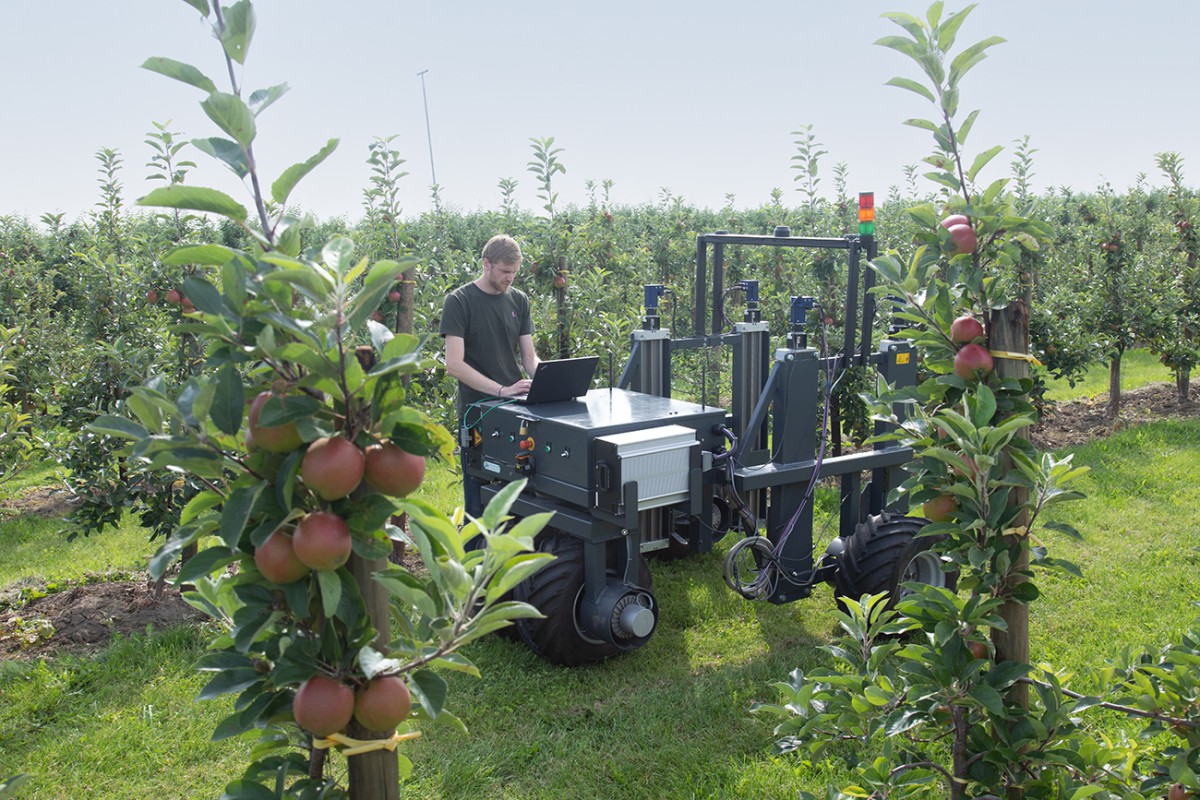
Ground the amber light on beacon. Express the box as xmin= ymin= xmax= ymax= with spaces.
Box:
xmin=858 ymin=192 xmax=875 ymax=236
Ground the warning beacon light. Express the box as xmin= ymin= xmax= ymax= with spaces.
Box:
xmin=858 ymin=192 xmax=875 ymax=236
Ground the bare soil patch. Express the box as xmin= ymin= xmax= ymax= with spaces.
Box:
xmin=0 ymin=485 xmax=78 ymax=518
xmin=1031 ymin=379 xmax=1199 ymax=450
xmin=0 ymin=577 xmax=205 ymax=659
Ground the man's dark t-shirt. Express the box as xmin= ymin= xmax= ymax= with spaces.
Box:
xmin=439 ymin=282 xmax=533 ymax=411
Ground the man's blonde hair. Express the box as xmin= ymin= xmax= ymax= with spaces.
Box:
xmin=482 ymin=234 xmax=522 ymax=266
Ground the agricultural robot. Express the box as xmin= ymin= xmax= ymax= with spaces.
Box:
xmin=462 ymin=194 xmax=950 ymax=665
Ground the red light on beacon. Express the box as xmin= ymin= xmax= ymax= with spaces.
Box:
xmin=858 ymin=192 xmax=875 ymax=235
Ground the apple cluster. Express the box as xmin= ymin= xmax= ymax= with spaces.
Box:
xmin=940 ymin=213 xmax=977 ymax=256
xmin=293 ymin=673 xmax=413 ymax=737
xmin=242 ymin=389 xmax=428 ymax=737
xmin=246 ymin=390 xmax=426 ymax=582
xmin=949 ymin=314 xmax=993 ymax=382
xmin=146 ymin=287 xmax=195 ymax=312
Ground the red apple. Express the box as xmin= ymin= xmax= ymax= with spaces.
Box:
xmin=922 ymin=495 xmax=956 ymax=523
xmin=254 ymin=529 xmax=311 ymax=584
xmin=949 ymin=315 xmax=984 ymax=344
xmin=301 ymin=436 xmax=365 ymax=501
xmin=248 ymin=391 xmax=303 ymax=454
xmin=966 ymin=639 xmax=989 ymax=660
xmin=146 ymin=289 xmax=160 ymax=304
xmin=946 ymin=223 xmax=977 ymax=255
xmin=554 ymin=273 xmax=567 ymax=289
xmin=371 ymin=311 xmax=384 ymax=322
xmin=293 ymin=674 xmax=355 ymax=737
xmin=388 ymin=290 xmax=402 ymax=303
xmin=165 ymin=288 xmax=182 ymax=304
xmin=354 ymin=675 xmax=412 ymax=732
xmin=364 ymin=442 xmax=426 ymax=497
xmin=954 ymin=343 xmax=993 ymax=381
xmin=940 ymin=214 xmax=970 ymax=230
xmin=292 ymin=511 xmax=353 ymax=571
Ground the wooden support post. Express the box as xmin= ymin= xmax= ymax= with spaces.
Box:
xmin=346 ymin=553 xmax=400 ymax=800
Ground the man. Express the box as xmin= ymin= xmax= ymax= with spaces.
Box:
xmin=440 ymin=234 xmax=541 ymax=515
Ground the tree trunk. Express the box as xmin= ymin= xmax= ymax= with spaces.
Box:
xmin=555 ymin=256 xmax=570 ymax=359
xmin=1179 ymin=366 xmax=1191 ymax=404
xmin=1107 ymin=350 xmax=1122 ymax=419
xmin=346 ymin=553 xmax=400 ymax=800
xmin=990 ymin=300 xmax=1030 ymax=800
xmin=395 ymin=265 xmax=414 ymax=337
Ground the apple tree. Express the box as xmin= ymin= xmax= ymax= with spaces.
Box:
xmin=90 ymin=3 xmax=552 ymax=798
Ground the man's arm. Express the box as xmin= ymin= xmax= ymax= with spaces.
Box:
xmin=518 ymin=334 xmax=540 ymax=377
xmin=445 ymin=335 xmax=532 ymax=398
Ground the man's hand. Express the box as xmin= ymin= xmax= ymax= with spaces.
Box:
xmin=501 ymin=378 xmax=533 ymax=397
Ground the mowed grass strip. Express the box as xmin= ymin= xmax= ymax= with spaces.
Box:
xmin=1041 ymin=347 xmax=1166 ymax=403
xmin=1 ymin=419 xmax=1197 ymax=798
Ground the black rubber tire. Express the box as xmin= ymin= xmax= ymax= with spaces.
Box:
xmin=832 ymin=513 xmax=957 ymax=608
xmin=514 ymin=531 xmax=652 ymax=667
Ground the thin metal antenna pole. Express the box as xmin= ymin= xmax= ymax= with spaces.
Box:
xmin=416 ymin=69 xmax=436 ymax=186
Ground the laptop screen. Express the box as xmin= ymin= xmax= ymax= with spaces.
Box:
xmin=515 ymin=356 xmax=600 ymax=404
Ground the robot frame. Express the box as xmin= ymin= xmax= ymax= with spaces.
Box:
xmin=462 ymin=196 xmax=952 ymax=666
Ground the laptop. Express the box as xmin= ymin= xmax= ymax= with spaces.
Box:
xmin=512 ymin=356 xmax=600 ymax=404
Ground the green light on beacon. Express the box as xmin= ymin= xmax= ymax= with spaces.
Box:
xmin=858 ymin=192 xmax=875 ymax=236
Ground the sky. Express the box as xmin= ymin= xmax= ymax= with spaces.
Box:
xmin=3 ymin=1 xmax=1199 ymax=224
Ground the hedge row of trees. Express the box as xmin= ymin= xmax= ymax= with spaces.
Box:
xmin=0 ymin=130 xmax=1196 ymax=527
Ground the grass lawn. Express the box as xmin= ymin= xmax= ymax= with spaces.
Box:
xmin=1 ymin=399 xmax=1197 ymax=797
xmin=1041 ymin=347 xmax=1166 ymax=403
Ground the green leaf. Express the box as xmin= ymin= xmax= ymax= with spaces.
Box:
xmin=88 ymin=414 xmax=147 ymax=441
xmin=884 ymin=77 xmax=935 ymax=104
xmin=967 ymin=145 xmax=1004 ymax=182
xmin=255 ymin=393 xmax=321 ymax=426
xmin=138 ymin=185 xmax=247 ymax=222
xmin=486 ymin=553 xmax=555 ymax=604
xmin=220 ymin=780 xmax=276 ymax=800
xmin=181 ymin=489 xmax=222 ymax=525
xmin=949 ymin=35 xmax=1006 ymax=86
xmin=220 ymin=484 xmax=263 ymax=550
xmin=970 ymin=384 xmax=996 ymax=428
xmin=358 ymin=646 xmax=405 ymax=680
xmin=219 ymin=0 xmax=256 ymax=65
xmin=271 ymin=139 xmax=339 ymax=206
xmin=141 ymin=56 xmax=217 ymax=93
xmin=318 ymin=569 xmax=342 ymax=618
xmin=346 ymin=493 xmax=400 ymax=537
xmin=936 ymin=4 xmax=974 ymax=52
xmin=195 ymin=651 xmax=254 ymax=671
xmin=163 ymin=244 xmax=240 ymax=267
xmin=248 ymin=83 xmax=289 ymax=116
xmin=182 ymin=275 xmax=232 ymax=319
xmin=481 ymin=479 xmax=527 ymax=531
xmin=410 ymin=669 xmax=448 ymax=719
xmin=192 ymin=137 xmax=250 ymax=178
xmin=211 ymin=364 xmax=246 ymax=436
xmin=150 ymin=533 xmax=187 ymax=580
xmin=198 ymin=667 xmax=261 ymax=700
xmin=321 ymin=237 xmax=356 ymax=275
xmin=177 ymin=545 xmax=238 ymax=584
xmin=201 ymin=92 xmax=256 ymax=149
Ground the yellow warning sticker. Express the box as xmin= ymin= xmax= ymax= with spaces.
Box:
xmin=895 ymin=352 xmax=911 ymax=365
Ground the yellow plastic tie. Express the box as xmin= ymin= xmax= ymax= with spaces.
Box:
xmin=312 ymin=730 xmax=422 ymax=756
xmin=989 ymin=349 xmax=1043 ymax=367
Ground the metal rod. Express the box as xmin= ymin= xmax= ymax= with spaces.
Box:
xmin=416 ymin=69 xmax=436 ymax=187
